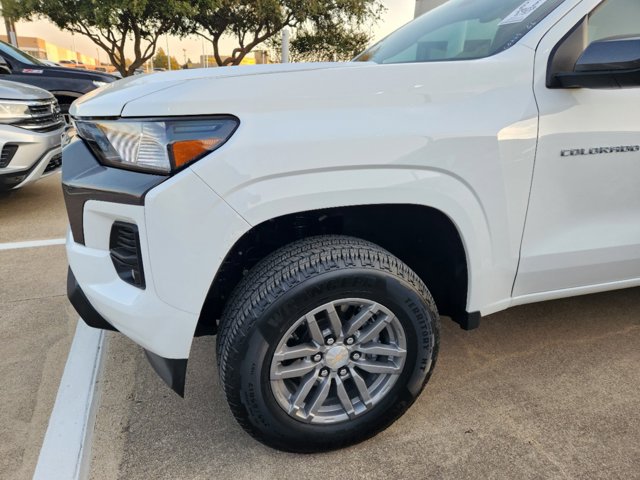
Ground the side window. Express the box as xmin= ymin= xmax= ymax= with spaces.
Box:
xmin=588 ymin=0 xmax=640 ymax=42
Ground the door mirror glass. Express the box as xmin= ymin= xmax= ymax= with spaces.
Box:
xmin=555 ymin=36 xmax=640 ymax=88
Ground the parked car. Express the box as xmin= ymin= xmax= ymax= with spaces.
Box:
xmin=0 ymin=41 xmax=117 ymax=117
xmin=63 ymin=0 xmax=639 ymax=452
xmin=0 ymin=80 xmax=64 ymax=190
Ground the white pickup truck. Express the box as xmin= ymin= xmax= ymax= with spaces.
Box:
xmin=63 ymin=0 xmax=639 ymax=452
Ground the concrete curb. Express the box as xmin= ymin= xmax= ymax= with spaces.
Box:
xmin=33 ymin=320 xmax=106 ymax=480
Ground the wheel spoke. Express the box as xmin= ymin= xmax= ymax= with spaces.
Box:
xmin=358 ymin=342 xmax=406 ymax=358
xmin=273 ymin=343 xmax=320 ymax=362
xmin=305 ymin=314 xmax=325 ymax=345
xmin=325 ymin=303 xmax=344 ymax=339
xmin=344 ymin=303 xmax=378 ymax=337
xmin=356 ymin=313 xmax=392 ymax=344
xmin=335 ymin=376 xmax=356 ymax=418
xmin=306 ymin=376 xmax=332 ymax=420
xmin=354 ymin=359 xmax=402 ymax=375
xmin=271 ymin=360 xmax=317 ymax=380
xmin=270 ymin=297 xmax=408 ymax=424
xmin=290 ymin=370 xmax=320 ymax=413
xmin=350 ymin=368 xmax=373 ymax=407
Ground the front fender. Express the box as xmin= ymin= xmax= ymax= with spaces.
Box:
xmin=199 ymin=167 xmax=507 ymax=315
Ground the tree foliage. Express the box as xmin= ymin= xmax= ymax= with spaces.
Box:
xmin=191 ymin=0 xmax=384 ymax=66
xmin=5 ymin=0 xmax=193 ymax=76
xmin=271 ymin=23 xmax=372 ymax=63
xmin=152 ymin=47 xmax=180 ymax=70
xmin=4 ymin=0 xmax=383 ymax=75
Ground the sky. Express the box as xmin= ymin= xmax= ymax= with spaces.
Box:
xmin=12 ymin=0 xmax=416 ymax=64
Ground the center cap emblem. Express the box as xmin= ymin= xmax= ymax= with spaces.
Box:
xmin=325 ymin=345 xmax=349 ymax=369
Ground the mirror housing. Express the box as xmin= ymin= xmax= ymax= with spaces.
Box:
xmin=0 ymin=56 xmax=10 ymax=75
xmin=554 ymin=36 xmax=640 ymax=89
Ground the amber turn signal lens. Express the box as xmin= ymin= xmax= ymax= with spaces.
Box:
xmin=170 ymin=139 xmax=222 ymax=169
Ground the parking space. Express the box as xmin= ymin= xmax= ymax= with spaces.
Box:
xmin=90 ymin=289 xmax=639 ymax=480
xmin=0 ymin=175 xmax=68 ymax=243
xmin=1 ymin=174 xmax=639 ymax=480
xmin=0 ymin=175 xmax=76 ymax=480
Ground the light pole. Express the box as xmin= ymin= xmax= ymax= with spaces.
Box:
xmin=281 ymin=28 xmax=290 ymax=64
xmin=1 ymin=0 xmax=18 ymax=46
xmin=201 ymin=37 xmax=207 ymax=68
xmin=166 ymin=35 xmax=171 ymax=71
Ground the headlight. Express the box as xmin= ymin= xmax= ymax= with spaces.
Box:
xmin=92 ymin=80 xmax=109 ymax=88
xmin=75 ymin=117 xmax=239 ymax=174
xmin=0 ymin=101 xmax=31 ymax=123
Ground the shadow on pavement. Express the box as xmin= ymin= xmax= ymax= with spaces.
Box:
xmin=91 ymin=287 xmax=640 ymax=480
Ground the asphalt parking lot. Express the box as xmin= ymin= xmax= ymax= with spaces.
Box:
xmin=0 ymin=175 xmax=76 ymax=480
xmin=1 ymin=175 xmax=639 ymax=480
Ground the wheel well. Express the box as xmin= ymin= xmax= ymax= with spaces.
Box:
xmin=196 ymin=204 xmax=474 ymax=336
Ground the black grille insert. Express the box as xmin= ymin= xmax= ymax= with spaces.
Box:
xmin=0 ymin=144 xmax=18 ymax=168
xmin=109 ymin=222 xmax=145 ymax=289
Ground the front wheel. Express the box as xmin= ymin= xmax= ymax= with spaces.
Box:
xmin=217 ymin=235 xmax=440 ymax=452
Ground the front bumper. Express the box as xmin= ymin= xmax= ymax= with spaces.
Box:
xmin=0 ymin=124 xmax=64 ymax=190
xmin=67 ymin=267 xmax=188 ymax=395
xmin=63 ymin=137 xmax=250 ymax=393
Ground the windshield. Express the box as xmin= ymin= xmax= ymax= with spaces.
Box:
xmin=356 ymin=0 xmax=566 ymax=64
xmin=0 ymin=41 xmax=45 ymax=66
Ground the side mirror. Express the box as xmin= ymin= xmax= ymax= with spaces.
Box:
xmin=0 ymin=56 xmax=11 ymax=75
xmin=554 ymin=36 xmax=640 ymax=89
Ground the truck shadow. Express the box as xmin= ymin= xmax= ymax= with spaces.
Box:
xmin=98 ymin=287 xmax=640 ymax=479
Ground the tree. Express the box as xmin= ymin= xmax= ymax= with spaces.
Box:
xmin=5 ymin=0 xmax=194 ymax=76
xmin=191 ymin=0 xmax=384 ymax=67
xmin=152 ymin=47 xmax=180 ymax=70
xmin=271 ymin=23 xmax=373 ymax=63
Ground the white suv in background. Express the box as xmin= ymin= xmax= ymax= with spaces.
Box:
xmin=63 ymin=0 xmax=639 ymax=452
xmin=0 ymin=80 xmax=64 ymax=191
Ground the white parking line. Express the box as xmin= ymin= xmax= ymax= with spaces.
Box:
xmin=33 ymin=320 xmax=106 ymax=480
xmin=0 ymin=238 xmax=65 ymax=251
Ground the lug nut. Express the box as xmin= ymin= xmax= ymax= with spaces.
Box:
xmin=312 ymin=353 xmax=322 ymax=362
xmin=345 ymin=336 xmax=355 ymax=345
xmin=351 ymin=352 xmax=361 ymax=361
xmin=325 ymin=336 xmax=335 ymax=346
xmin=339 ymin=367 xmax=348 ymax=377
xmin=319 ymin=368 xmax=330 ymax=377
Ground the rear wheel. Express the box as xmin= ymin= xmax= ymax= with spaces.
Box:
xmin=217 ymin=235 xmax=440 ymax=452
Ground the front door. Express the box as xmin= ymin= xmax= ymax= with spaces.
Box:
xmin=514 ymin=0 xmax=640 ymax=298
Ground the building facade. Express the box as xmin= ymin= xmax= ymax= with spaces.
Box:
xmin=0 ymin=35 xmax=100 ymax=67
xmin=415 ymin=0 xmax=448 ymax=17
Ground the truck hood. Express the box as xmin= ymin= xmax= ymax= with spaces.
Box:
xmin=0 ymin=79 xmax=53 ymax=101
xmin=71 ymin=62 xmax=358 ymax=118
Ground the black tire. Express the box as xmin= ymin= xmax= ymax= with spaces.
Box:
xmin=217 ymin=235 xmax=440 ymax=452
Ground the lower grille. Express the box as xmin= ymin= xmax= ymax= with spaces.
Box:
xmin=109 ymin=222 xmax=146 ymax=289
xmin=0 ymin=144 xmax=18 ymax=168
xmin=44 ymin=153 xmax=62 ymax=174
